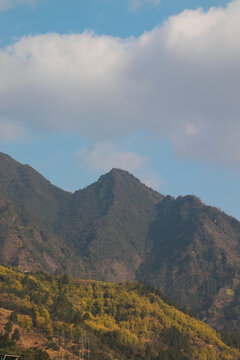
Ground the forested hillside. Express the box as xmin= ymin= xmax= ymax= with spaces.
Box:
xmin=0 ymin=265 xmax=239 ymax=360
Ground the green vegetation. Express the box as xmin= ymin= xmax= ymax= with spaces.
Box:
xmin=0 ymin=266 xmax=239 ymax=359
xmin=219 ymin=331 xmax=240 ymax=350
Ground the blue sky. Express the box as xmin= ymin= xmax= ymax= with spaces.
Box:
xmin=1 ymin=0 xmax=240 ymax=219
xmin=0 ymin=0 xmax=230 ymax=45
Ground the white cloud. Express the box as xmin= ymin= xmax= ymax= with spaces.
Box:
xmin=128 ymin=0 xmax=161 ymax=11
xmin=75 ymin=143 xmax=162 ymax=190
xmin=1 ymin=0 xmax=240 ymax=167
xmin=76 ymin=143 xmax=148 ymax=172
xmin=0 ymin=0 xmax=35 ymax=11
xmin=143 ymin=172 xmax=163 ymax=190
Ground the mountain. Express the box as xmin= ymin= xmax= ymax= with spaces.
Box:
xmin=0 ymin=193 xmax=83 ymax=277
xmin=137 ymin=195 xmax=240 ymax=331
xmin=0 ymin=152 xmax=70 ymax=226
xmin=1 ymin=152 xmax=240 ymax=331
xmin=55 ymin=168 xmax=163 ymax=282
xmin=0 ymin=265 xmax=239 ymax=360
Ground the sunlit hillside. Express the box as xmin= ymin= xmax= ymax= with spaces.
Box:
xmin=0 ymin=266 xmax=239 ymax=360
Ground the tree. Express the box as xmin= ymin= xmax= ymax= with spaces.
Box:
xmin=4 ymin=321 xmax=12 ymax=334
xmin=12 ymin=328 xmax=20 ymax=342
xmin=9 ymin=311 xmax=18 ymax=323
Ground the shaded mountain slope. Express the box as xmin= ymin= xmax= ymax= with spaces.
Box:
xmin=137 ymin=195 xmax=240 ymax=331
xmin=56 ymin=168 xmax=163 ymax=282
xmin=0 ymin=194 xmax=83 ymax=277
xmin=0 ymin=152 xmax=71 ymax=225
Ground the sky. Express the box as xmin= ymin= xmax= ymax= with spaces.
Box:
xmin=1 ymin=0 xmax=240 ymax=219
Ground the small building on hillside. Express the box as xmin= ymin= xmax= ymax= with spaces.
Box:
xmin=0 ymin=355 xmax=20 ymax=360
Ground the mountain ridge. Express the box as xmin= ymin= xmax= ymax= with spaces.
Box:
xmin=1 ymin=152 xmax=240 ymax=331
xmin=0 ymin=152 xmax=71 ymax=226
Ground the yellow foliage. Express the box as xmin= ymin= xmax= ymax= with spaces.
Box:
xmin=0 ymin=266 xmax=239 ymax=359
xmin=17 ymin=314 xmax=33 ymax=329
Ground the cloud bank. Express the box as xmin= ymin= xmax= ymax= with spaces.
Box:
xmin=1 ymin=0 xmax=240 ymax=166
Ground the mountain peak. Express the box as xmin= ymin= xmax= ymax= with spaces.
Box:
xmin=0 ymin=151 xmax=22 ymax=168
xmin=176 ymin=194 xmax=203 ymax=206
xmin=102 ymin=167 xmax=139 ymax=180
xmin=0 ymin=152 xmax=71 ymax=225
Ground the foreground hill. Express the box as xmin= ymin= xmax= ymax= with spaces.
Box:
xmin=1 ymin=152 xmax=240 ymax=330
xmin=0 ymin=265 xmax=239 ymax=360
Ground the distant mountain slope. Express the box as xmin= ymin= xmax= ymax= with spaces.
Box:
xmin=0 ymin=152 xmax=71 ymax=225
xmin=55 ymin=168 xmax=163 ymax=282
xmin=1 ymin=152 xmax=240 ymax=331
xmin=0 ymin=265 xmax=239 ymax=360
xmin=137 ymin=195 xmax=240 ymax=331
xmin=0 ymin=194 xmax=83 ymax=277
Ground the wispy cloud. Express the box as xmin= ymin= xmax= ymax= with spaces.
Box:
xmin=0 ymin=119 xmax=26 ymax=142
xmin=128 ymin=0 xmax=161 ymax=11
xmin=75 ymin=143 xmax=163 ymax=190
xmin=76 ymin=143 xmax=148 ymax=172
xmin=143 ymin=173 xmax=163 ymax=190
xmin=0 ymin=0 xmax=35 ymax=11
xmin=1 ymin=1 xmax=240 ymax=167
